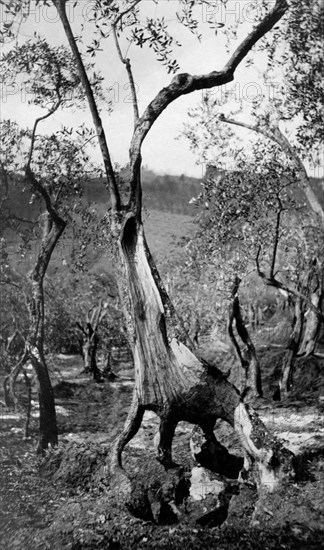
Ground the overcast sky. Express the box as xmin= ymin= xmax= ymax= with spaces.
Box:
xmin=1 ymin=0 xmax=284 ymax=177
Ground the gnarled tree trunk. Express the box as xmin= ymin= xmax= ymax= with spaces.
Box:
xmin=109 ymin=217 xmax=292 ymax=492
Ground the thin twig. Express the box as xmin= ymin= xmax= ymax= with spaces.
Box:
xmin=112 ymin=24 xmax=139 ymax=125
xmin=270 ymin=193 xmax=284 ymax=279
xmin=129 ymin=0 xmax=288 ymax=205
xmin=114 ymin=0 xmax=142 ymax=27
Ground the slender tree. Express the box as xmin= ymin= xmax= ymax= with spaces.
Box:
xmin=0 ymin=39 xmax=101 ymax=451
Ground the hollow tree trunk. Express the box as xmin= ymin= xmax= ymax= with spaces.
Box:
xmin=228 ymin=276 xmax=263 ymax=399
xmin=110 ymin=218 xmax=293 ymax=492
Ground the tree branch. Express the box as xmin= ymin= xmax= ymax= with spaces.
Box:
xmin=129 ymin=0 xmax=288 ymax=205
xmin=270 ymin=193 xmax=284 ymax=279
xmin=27 ymin=101 xmax=61 ymax=169
xmin=223 ymin=0 xmax=288 ymax=74
xmin=0 ymin=280 xmax=21 ymax=290
xmin=228 ymin=276 xmax=245 ymax=365
xmin=256 ymin=247 xmax=324 ymax=322
xmin=218 ymin=115 xmax=324 ymax=227
xmin=112 ymin=23 xmax=139 ymax=126
xmin=24 ymin=167 xmax=64 ymax=228
xmin=114 ymin=0 xmax=142 ymax=27
xmin=53 ymin=0 xmax=121 ymax=212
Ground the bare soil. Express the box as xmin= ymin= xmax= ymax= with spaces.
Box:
xmin=1 ymin=344 xmax=324 ymax=549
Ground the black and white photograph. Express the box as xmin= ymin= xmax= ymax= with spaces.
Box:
xmin=0 ymin=1 xmax=323 ymax=548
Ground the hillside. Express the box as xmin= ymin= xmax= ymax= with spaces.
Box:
xmin=1 ymin=169 xmax=200 ymax=273
xmin=1 ymin=170 xmax=323 ymax=274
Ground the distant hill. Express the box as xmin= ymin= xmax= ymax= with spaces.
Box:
xmin=2 ymin=169 xmax=322 ymax=275
xmin=82 ymin=169 xmax=202 ymax=216
xmin=0 ymin=168 xmax=202 ymax=221
xmin=0 ymin=169 xmax=200 ymax=273
xmin=141 ymin=169 xmax=201 ymax=215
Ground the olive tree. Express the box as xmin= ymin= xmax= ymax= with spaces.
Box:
xmin=182 ymin=0 xmax=323 ymax=399
xmin=0 ymin=39 xmax=101 ymax=451
xmin=1 ymin=0 xmax=294 ymax=489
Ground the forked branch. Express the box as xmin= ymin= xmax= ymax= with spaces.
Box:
xmin=256 ymin=246 xmax=324 ymax=322
xmin=53 ymin=0 xmax=121 ymax=212
xmin=129 ymin=0 xmax=288 ymax=204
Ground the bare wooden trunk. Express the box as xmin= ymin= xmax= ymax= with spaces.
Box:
xmin=298 ymin=261 xmax=323 ymax=356
xmin=28 ymin=279 xmax=58 ymax=453
xmin=274 ymin=261 xmax=323 ymax=400
xmin=273 ymin=297 xmax=302 ymax=401
xmin=110 ymin=219 xmax=293 ymax=491
xmin=228 ymin=277 xmax=263 ymax=398
xmin=3 ymin=349 xmax=29 ymax=409
xmin=298 ymin=290 xmax=322 ymax=356
xmin=23 ymin=369 xmax=32 ymax=440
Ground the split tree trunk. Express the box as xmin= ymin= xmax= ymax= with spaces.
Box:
xmin=110 ymin=218 xmax=292 ymax=491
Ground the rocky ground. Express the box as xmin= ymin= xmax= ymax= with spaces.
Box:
xmin=1 ymin=339 xmax=324 ymax=549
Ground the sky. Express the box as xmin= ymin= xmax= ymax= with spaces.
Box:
xmin=0 ymin=0 xmax=302 ymax=178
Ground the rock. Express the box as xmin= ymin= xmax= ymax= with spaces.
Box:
xmin=124 ymin=455 xmax=239 ymax=528
xmin=189 ymin=466 xmax=225 ymax=501
xmin=187 ymin=466 xmax=239 ymax=527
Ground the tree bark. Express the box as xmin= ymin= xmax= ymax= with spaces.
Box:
xmin=228 ymin=277 xmax=263 ymax=398
xmin=26 ymin=215 xmax=66 ymax=453
xmin=109 ymin=218 xmax=292 ymax=492
xmin=298 ymin=261 xmax=323 ymax=357
xmin=3 ymin=348 xmax=28 ymax=409
xmin=273 ymin=297 xmax=303 ymax=401
xmin=23 ymin=369 xmax=32 ymax=440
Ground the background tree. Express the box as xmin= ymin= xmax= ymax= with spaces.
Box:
xmin=181 ymin=0 xmax=324 ymax=399
xmin=181 ymin=133 xmax=323 ymax=399
xmin=0 ymin=39 xmax=102 ymax=452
